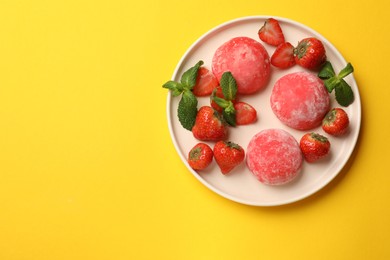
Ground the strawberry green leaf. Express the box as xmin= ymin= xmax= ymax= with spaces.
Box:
xmin=180 ymin=60 xmax=204 ymax=90
xmin=220 ymin=72 xmax=237 ymax=101
xmin=318 ymin=61 xmax=335 ymax=79
xmin=162 ymin=81 xmax=184 ymax=97
xmin=338 ymin=62 xmax=354 ymax=79
xmin=177 ymin=90 xmax=198 ymax=130
xmin=225 ymin=141 xmax=242 ymax=150
xmin=310 ymin=132 xmax=329 ymax=143
xmin=335 ymin=79 xmax=354 ymax=107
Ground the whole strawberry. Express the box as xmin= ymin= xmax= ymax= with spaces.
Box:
xmin=213 ymin=141 xmax=245 ymax=174
xmin=300 ymin=132 xmax=330 ymax=163
xmin=322 ymin=108 xmax=350 ymax=136
xmin=294 ymin=37 xmax=326 ymax=70
xmin=188 ymin=143 xmax=214 ymax=171
xmin=192 ymin=106 xmax=228 ymax=141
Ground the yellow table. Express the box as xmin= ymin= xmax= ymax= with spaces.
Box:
xmin=0 ymin=0 xmax=389 ymax=259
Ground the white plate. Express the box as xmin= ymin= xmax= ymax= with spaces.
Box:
xmin=166 ymin=16 xmax=361 ymax=206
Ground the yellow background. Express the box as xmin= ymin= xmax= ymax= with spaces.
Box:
xmin=0 ymin=0 xmax=389 ymax=259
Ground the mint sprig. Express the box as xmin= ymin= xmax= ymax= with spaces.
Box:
xmin=318 ymin=61 xmax=355 ymax=107
xmin=211 ymin=72 xmax=237 ymax=126
xmin=163 ymin=60 xmax=203 ymax=130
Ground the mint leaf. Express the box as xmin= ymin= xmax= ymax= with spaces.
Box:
xmin=338 ymin=62 xmax=354 ymax=79
xmin=220 ymin=72 xmax=237 ymax=101
xmin=222 ymin=102 xmax=236 ymax=126
xmin=324 ymin=77 xmax=340 ymax=93
xmin=318 ymin=61 xmax=355 ymax=107
xmin=335 ymin=79 xmax=354 ymax=107
xmin=215 ymin=72 xmax=238 ymax=126
xmin=162 ymin=80 xmax=178 ymax=90
xmin=162 ymin=81 xmax=184 ymax=97
xmin=177 ymin=90 xmax=198 ymax=130
xmin=318 ymin=61 xmax=335 ymax=79
xmin=212 ymin=95 xmax=231 ymax=109
xmin=180 ymin=60 xmax=204 ymax=90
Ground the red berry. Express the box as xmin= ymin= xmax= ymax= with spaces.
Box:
xmin=322 ymin=108 xmax=350 ymax=136
xmin=271 ymin=42 xmax=296 ymax=69
xmin=294 ymin=37 xmax=326 ymax=70
xmin=300 ymin=132 xmax=331 ymax=163
xmin=192 ymin=106 xmax=228 ymax=141
xmin=188 ymin=143 xmax=213 ymax=170
xmin=192 ymin=67 xmax=219 ymax=97
xmin=213 ymin=141 xmax=245 ymax=174
xmin=234 ymin=102 xmax=257 ymax=125
xmin=258 ymin=18 xmax=285 ymax=46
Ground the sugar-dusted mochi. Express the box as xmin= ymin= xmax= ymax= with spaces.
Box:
xmin=270 ymin=72 xmax=330 ymax=130
xmin=246 ymin=129 xmax=302 ymax=185
xmin=212 ymin=37 xmax=271 ymax=95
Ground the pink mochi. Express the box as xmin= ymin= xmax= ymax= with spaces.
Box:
xmin=270 ymin=72 xmax=330 ymax=130
xmin=212 ymin=37 xmax=271 ymax=95
xmin=247 ymin=129 xmax=302 ymax=185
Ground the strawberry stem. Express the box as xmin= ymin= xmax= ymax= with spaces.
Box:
xmin=294 ymin=41 xmax=308 ymax=59
xmin=310 ymin=132 xmax=328 ymax=143
xmin=225 ymin=141 xmax=241 ymax=150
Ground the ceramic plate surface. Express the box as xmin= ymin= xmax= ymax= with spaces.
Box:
xmin=166 ymin=16 xmax=361 ymax=206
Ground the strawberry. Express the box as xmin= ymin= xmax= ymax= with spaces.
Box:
xmin=258 ymin=18 xmax=285 ymax=46
xmin=192 ymin=106 xmax=228 ymax=141
xmin=188 ymin=143 xmax=214 ymax=170
xmin=192 ymin=67 xmax=219 ymax=97
xmin=322 ymin=108 xmax=350 ymax=136
xmin=234 ymin=102 xmax=257 ymax=125
xmin=300 ymin=132 xmax=331 ymax=163
xmin=294 ymin=37 xmax=326 ymax=70
xmin=213 ymin=141 xmax=245 ymax=174
xmin=271 ymin=42 xmax=296 ymax=69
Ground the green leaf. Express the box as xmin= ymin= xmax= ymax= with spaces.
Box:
xmin=180 ymin=60 xmax=204 ymax=90
xmin=318 ymin=61 xmax=335 ymax=79
xmin=324 ymin=77 xmax=340 ymax=93
xmin=222 ymin=102 xmax=236 ymax=126
xmin=212 ymin=95 xmax=230 ymax=109
xmin=338 ymin=62 xmax=354 ymax=79
xmin=162 ymin=81 xmax=184 ymax=97
xmin=219 ymin=72 xmax=237 ymax=101
xmin=162 ymin=80 xmax=177 ymax=90
xmin=335 ymin=79 xmax=354 ymax=107
xmin=225 ymin=141 xmax=241 ymax=150
xmin=177 ymin=90 xmax=198 ymax=130
xmin=317 ymin=60 xmax=355 ymax=107
xmin=210 ymin=83 xmax=236 ymax=126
